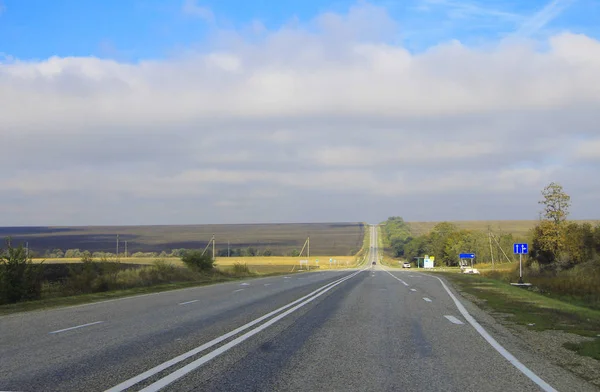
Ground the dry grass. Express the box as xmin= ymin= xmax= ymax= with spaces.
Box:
xmin=35 ymin=255 xmax=358 ymax=272
xmin=407 ymin=220 xmax=600 ymax=238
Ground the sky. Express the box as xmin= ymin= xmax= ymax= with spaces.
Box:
xmin=1 ymin=0 xmax=600 ymax=226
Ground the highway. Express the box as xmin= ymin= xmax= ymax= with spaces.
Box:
xmin=0 ymin=226 xmax=594 ymax=391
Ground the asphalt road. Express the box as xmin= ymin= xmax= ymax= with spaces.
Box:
xmin=0 ymin=226 xmax=595 ymax=391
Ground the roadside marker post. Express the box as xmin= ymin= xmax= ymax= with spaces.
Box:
xmin=513 ymin=243 xmax=529 ymax=284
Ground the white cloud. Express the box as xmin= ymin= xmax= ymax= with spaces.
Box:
xmin=514 ymin=0 xmax=576 ymax=38
xmin=1 ymin=3 xmax=599 ymax=224
xmin=573 ymin=139 xmax=600 ymax=161
xmin=181 ymin=0 xmax=214 ymax=22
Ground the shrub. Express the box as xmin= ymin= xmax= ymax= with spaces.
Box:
xmin=181 ymin=250 xmax=214 ymax=272
xmin=231 ymin=262 xmax=251 ymax=276
xmin=0 ymin=239 xmax=44 ymax=304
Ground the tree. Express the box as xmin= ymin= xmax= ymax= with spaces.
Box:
xmin=539 ymin=182 xmax=571 ymax=224
xmin=181 ymin=250 xmax=214 ymax=271
xmin=64 ymin=249 xmax=81 ymax=258
xmin=533 ymin=182 xmax=571 ymax=264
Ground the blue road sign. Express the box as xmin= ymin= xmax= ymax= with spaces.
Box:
xmin=459 ymin=253 xmax=475 ymax=259
xmin=513 ymin=243 xmax=528 ymax=254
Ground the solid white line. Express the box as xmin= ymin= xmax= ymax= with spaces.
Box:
xmin=232 ymin=289 xmax=244 ymax=293
xmin=423 ymin=297 xmax=432 ymax=302
xmin=263 ymin=283 xmax=271 ymax=286
xmin=138 ymin=270 xmax=363 ymax=392
xmin=410 ymin=289 xmax=417 ymax=292
xmin=383 ymin=269 xmax=409 ymax=286
xmin=444 ymin=315 xmax=464 ymax=325
xmin=178 ymin=300 xmax=198 ymax=306
xmin=433 ymin=275 xmax=557 ymax=392
xmin=105 ymin=270 xmax=363 ymax=392
xmin=49 ymin=321 xmax=104 ymax=334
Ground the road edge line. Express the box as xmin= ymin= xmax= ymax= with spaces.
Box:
xmin=433 ymin=275 xmax=557 ymax=392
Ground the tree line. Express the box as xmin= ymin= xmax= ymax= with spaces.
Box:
xmin=382 ymin=217 xmax=516 ymax=266
xmin=39 ymin=247 xmax=285 ymax=259
xmin=382 ymin=183 xmax=600 ymax=272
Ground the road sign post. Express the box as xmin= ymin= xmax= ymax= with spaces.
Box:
xmin=459 ymin=253 xmax=476 ymax=270
xmin=513 ymin=243 xmax=528 ymax=284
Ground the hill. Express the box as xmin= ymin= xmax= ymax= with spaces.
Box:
xmin=0 ymin=223 xmax=365 ymax=256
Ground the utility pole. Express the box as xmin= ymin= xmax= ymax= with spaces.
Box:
xmin=228 ymin=240 xmax=230 ymax=257
xmin=26 ymin=242 xmax=29 ymax=259
xmin=488 ymin=230 xmax=495 ymax=269
xmin=212 ymin=234 xmax=215 ymax=260
xmin=308 ymin=236 xmax=310 ymax=259
xmin=116 ymin=234 xmax=120 ymax=257
xmin=125 ymin=241 xmax=128 ymax=258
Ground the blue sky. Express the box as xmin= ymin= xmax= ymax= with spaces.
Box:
xmin=1 ymin=0 xmax=599 ymax=61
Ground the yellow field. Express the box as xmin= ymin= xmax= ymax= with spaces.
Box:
xmin=34 ymin=256 xmax=359 ymax=271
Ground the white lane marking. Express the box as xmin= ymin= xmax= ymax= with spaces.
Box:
xmin=178 ymin=300 xmax=199 ymax=306
xmin=444 ymin=315 xmax=464 ymax=325
xmin=232 ymin=289 xmax=244 ymax=293
xmin=383 ymin=269 xmax=409 ymax=286
xmin=433 ymin=275 xmax=557 ymax=392
xmin=410 ymin=289 xmax=417 ymax=292
xmin=240 ymin=283 xmax=250 ymax=286
xmin=49 ymin=321 xmax=104 ymax=334
xmin=283 ymin=276 xmax=291 ymax=279
xmin=263 ymin=283 xmax=271 ymax=286
xmin=105 ymin=269 xmax=365 ymax=392
xmin=423 ymin=297 xmax=432 ymax=302
xmin=138 ymin=270 xmax=364 ymax=392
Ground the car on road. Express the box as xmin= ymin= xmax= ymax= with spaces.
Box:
xmin=372 ymin=261 xmax=376 ymax=265
xmin=402 ymin=262 xmax=411 ymax=268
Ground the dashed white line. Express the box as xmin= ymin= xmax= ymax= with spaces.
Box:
xmin=178 ymin=300 xmax=199 ymax=306
xmin=233 ymin=289 xmax=244 ymax=293
xmin=383 ymin=270 xmax=409 ymax=286
xmin=444 ymin=315 xmax=464 ymax=325
xmin=49 ymin=321 xmax=104 ymax=334
xmin=423 ymin=297 xmax=432 ymax=302
xmin=240 ymin=283 xmax=250 ymax=286
xmin=410 ymin=289 xmax=417 ymax=292
xmin=263 ymin=283 xmax=272 ymax=286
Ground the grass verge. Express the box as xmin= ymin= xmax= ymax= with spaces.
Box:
xmin=437 ymin=272 xmax=600 ymax=362
xmin=0 ymin=269 xmax=292 ymax=316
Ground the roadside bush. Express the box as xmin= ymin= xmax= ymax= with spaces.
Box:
xmin=181 ymin=250 xmax=214 ymax=272
xmin=231 ymin=262 xmax=251 ymax=276
xmin=0 ymin=239 xmax=44 ymax=304
xmin=64 ymin=254 xmax=98 ymax=294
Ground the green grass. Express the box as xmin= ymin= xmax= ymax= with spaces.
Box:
xmin=0 ymin=268 xmax=299 ymax=316
xmin=437 ymin=272 xmax=600 ymax=361
xmin=0 ymin=277 xmax=231 ymax=316
xmin=564 ymin=340 xmax=600 ymax=361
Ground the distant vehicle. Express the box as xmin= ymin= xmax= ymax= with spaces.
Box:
xmin=372 ymin=261 xmax=376 ymax=265
xmin=402 ymin=262 xmax=411 ymax=268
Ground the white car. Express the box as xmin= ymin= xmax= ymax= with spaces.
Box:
xmin=402 ymin=262 xmax=411 ymax=268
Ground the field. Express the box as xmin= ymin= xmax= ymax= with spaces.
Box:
xmin=37 ymin=255 xmax=360 ymax=275
xmin=1 ymin=222 xmax=365 ymax=256
xmin=407 ymin=220 xmax=600 ymax=238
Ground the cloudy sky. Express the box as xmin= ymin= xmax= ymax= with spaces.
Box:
xmin=1 ymin=0 xmax=599 ymax=226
